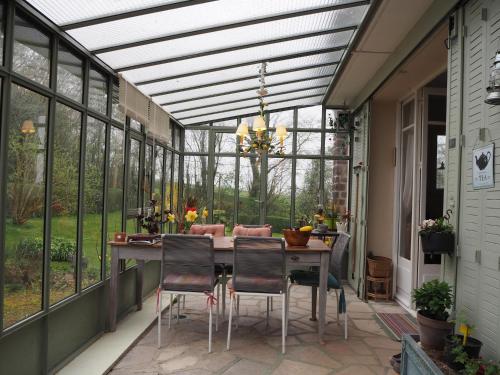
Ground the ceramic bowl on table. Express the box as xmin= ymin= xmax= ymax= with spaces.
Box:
xmin=282 ymin=229 xmax=311 ymax=247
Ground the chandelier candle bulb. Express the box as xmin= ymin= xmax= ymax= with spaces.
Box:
xmin=236 ymin=123 xmax=249 ymax=144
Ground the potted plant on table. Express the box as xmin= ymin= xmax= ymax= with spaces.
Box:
xmin=419 ymin=209 xmax=455 ymax=255
xmin=412 ymin=279 xmax=454 ymax=350
xmin=131 ymin=200 xmax=175 ymax=242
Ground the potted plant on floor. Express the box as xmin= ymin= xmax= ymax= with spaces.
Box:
xmin=418 ymin=209 xmax=455 ymax=255
xmin=443 ymin=313 xmax=483 ymax=371
xmin=412 ymin=279 xmax=454 ymax=350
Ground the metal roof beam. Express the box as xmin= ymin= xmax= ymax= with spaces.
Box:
xmin=170 ymin=84 xmax=329 ymax=114
xmin=61 ymin=0 xmax=218 ymax=30
xmin=159 ymin=74 xmax=333 ymax=105
xmin=177 ymin=94 xmax=323 ymax=120
xmin=90 ymin=1 xmax=369 ymax=53
xmin=114 ymin=26 xmax=355 ymax=72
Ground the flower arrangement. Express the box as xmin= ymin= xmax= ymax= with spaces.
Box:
xmin=201 ymin=207 xmax=209 ymax=223
xmin=136 ymin=200 xmax=175 ymax=234
xmin=184 ymin=210 xmax=199 ymax=230
xmin=419 ymin=209 xmax=454 ymax=234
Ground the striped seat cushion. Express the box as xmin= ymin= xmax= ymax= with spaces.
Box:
xmin=228 ymin=275 xmax=284 ymax=294
xmin=163 ymin=273 xmax=215 ymax=292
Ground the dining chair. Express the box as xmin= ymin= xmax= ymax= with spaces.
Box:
xmin=226 ymin=236 xmax=288 ymax=354
xmin=287 ymin=232 xmax=351 ymax=339
xmin=158 ymin=234 xmax=219 ymax=352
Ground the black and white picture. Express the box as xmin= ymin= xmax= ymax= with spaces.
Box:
xmin=473 ymin=143 xmax=494 ymax=189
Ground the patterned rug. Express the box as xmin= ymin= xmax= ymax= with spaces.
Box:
xmin=376 ymin=313 xmax=419 ymax=341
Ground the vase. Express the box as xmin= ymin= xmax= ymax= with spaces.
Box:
xmin=336 ymin=222 xmax=347 ymax=233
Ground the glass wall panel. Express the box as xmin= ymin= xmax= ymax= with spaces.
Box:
xmin=213 ymin=119 xmax=237 ymax=127
xmin=153 ymin=146 xmax=164 ymax=212
xmin=57 ymin=44 xmax=83 ymax=103
xmin=238 ymin=157 xmax=260 ymax=225
xmin=164 ymin=151 xmax=172 ymax=211
xmin=4 ymin=84 xmax=48 ymax=328
xmin=185 ymin=129 xmax=208 ymax=153
xmin=269 ymin=110 xmax=293 ymax=129
xmin=130 ymin=118 xmax=141 ymax=132
xmin=143 ymin=144 xmax=153 ymax=206
xmin=324 ymin=159 xmax=349 ymax=219
xmin=215 ymin=132 xmax=236 ymax=154
xmin=107 ymin=126 xmax=124 ymax=276
xmin=82 ymin=116 xmax=106 ymax=288
xmin=111 ymin=82 xmax=125 ymax=124
xmin=13 ymin=15 xmax=50 ymax=86
xmin=50 ymin=103 xmax=81 ymax=305
xmin=172 ymin=153 xmax=180 ymax=232
xmin=296 ymin=132 xmax=322 ymax=155
xmin=88 ymin=67 xmax=107 ymax=115
xmin=298 ymin=105 xmax=322 ymax=128
xmin=183 ymin=155 xmax=209 ymax=214
xmin=126 ymin=138 xmax=141 ymax=234
xmin=266 ymin=158 xmax=292 ymax=234
xmin=326 ymin=132 xmax=350 ymax=157
xmin=0 ymin=5 xmax=4 ymax=65
xmin=213 ymin=156 xmax=235 ymax=232
xmin=295 ymin=158 xmax=321 ymax=224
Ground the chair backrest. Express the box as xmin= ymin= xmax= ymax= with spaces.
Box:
xmin=189 ymin=224 xmax=225 ymax=237
xmin=232 ymin=224 xmax=272 ymax=237
xmin=330 ymin=233 xmax=351 ymax=282
xmin=161 ymin=234 xmax=214 ymax=291
xmin=233 ymin=236 xmax=286 ymax=293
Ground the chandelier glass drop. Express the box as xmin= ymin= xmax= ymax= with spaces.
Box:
xmin=236 ymin=62 xmax=288 ymax=158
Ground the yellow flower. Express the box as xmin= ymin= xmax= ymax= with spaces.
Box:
xmin=167 ymin=213 xmax=175 ymax=223
xmin=202 ymin=208 xmax=209 ymax=219
xmin=299 ymin=225 xmax=313 ymax=232
xmin=185 ymin=210 xmax=198 ymax=223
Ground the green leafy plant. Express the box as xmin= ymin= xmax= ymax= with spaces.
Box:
xmin=51 ymin=237 xmax=76 ymax=262
xmin=419 ymin=209 xmax=454 ymax=234
xmin=16 ymin=236 xmax=76 ymax=262
xmin=452 ymin=342 xmax=500 ymax=375
xmin=412 ymin=279 xmax=453 ymax=321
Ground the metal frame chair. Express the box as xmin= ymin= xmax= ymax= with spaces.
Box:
xmin=287 ymin=232 xmax=351 ymax=340
xmin=158 ymin=234 xmax=219 ymax=352
xmin=226 ymin=236 xmax=288 ymax=354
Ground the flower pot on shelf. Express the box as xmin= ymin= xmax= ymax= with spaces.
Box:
xmin=416 ymin=311 xmax=454 ymax=350
xmin=420 ymin=231 xmax=454 ymax=255
xmin=443 ymin=334 xmax=483 ymax=371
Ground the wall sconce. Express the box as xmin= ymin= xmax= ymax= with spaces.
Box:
xmin=21 ymin=119 xmax=36 ymax=135
xmin=485 ymin=50 xmax=500 ymax=105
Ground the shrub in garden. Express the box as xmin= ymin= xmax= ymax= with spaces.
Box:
xmin=15 ymin=236 xmax=76 ymax=262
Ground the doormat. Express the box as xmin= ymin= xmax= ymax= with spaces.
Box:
xmin=376 ymin=313 xmax=418 ymax=341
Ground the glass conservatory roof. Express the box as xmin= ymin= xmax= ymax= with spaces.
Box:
xmin=27 ymin=0 xmax=372 ymax=125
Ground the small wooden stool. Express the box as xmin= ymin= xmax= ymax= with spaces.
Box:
xmin=366 ymin=275 xmax=392 ymax=301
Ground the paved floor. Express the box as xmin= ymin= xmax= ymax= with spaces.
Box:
xmin=109 ymin=285 xmax=405 ymax=375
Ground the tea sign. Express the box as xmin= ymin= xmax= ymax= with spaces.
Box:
xmin=473 ymin=143 xmax=494 ymax=189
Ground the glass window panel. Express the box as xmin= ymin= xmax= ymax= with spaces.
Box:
xmin=130 ymin=118 xmax=141 ymax=132
xmin=298 ymin=105 xmax=322 ymax=128
xmin=269 ymin=110 xmax=293 ymax=129
xmin=88 ymin=67 xmax=108 ymax=115
xmin=0 ymin=5 xmax=4 ymax=65
xmin=324 ymin=159 xmax=349 ymax=220
xmin=143 ymin=144 xmax=153 ymax=206
xmin=215 ymin=132 xmax=237 ymax=154
xmin=4 ymin=84 xmax=48 ymax=328
xmin=13 ymin=15 xmax=51 ymax=86
xmin=213 ymin=156 xmax=235 ymax=231
xmin=82 ymin=116 xmax=106 ymax=289
xmin=141 ymin=53 xmax=339 ymax=94
xmin=185 ymin=129 xmax=208 ymax=153
xmin=172 ymin=153 xmax=180 ymax=231
xmin=66 ymin=1 xmax=364 ymax=50
xmin=126 ymin=138 xmax=141 ymax=234
xmin=183 ymin=155 xmax=209 ymax=216
xmin=436 ymin=135 xmax=446 ymax=190
xmin=112 ymin=82 xmax=125 ymax=123
xmin=174 ymin=127 xmax=181 ymax=150
xmin=153 ymin=146 xmax=164 ymax=207
xmin=238 ymin=157 xmax=260 ymax=225
xmin=402 ymin=100 xmax=415 ymax=128
xmin=106 ymin=126 xmax=124 ymax=276
xmin=50 ymin=103 xmax=81 ymax=305
xmin=326 ymin=132 xmax=350 ymax=156
xmin=57 ymin=44 xmax=83 ymax=102
xmin=399 ymin=128 xmax=414 ymax=260
xmin=164 ymin=151 xmax=172 ymax=212
xmin=269 ymin=129 xmax=293 ymax=154
xmin=295 ymin=158 xmax=321 ymax=225
xmin=213 ymin=119 xmax=237 ymax=128
xmin=428 ymin=95 xmax=446 ymax=122
xmin=266 ymin=158 xmax=292 ymax=234
xmin=296 ymin=132 xmax=322 ymax=155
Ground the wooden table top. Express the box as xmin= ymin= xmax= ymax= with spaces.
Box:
xmin=109 ymin=236 xmax=330 ymax=253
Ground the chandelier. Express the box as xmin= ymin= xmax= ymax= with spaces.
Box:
xmin=236 ymin=62 xmax=288 ymax=158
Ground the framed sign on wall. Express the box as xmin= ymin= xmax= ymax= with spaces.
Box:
xmin=473 ymin=143 xmax=494 ymax=189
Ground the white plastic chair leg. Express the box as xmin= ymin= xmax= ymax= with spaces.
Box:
xmin=226 ymin=294 xmax=234 ymax=350
xmin=216 ymin=284 xmax=220 ymax=332
xmin=281 ymin=294 xmax=286 ymax=354
xmin=208 ymin=302 xmax=213 ymax=353
xmin=286 ymin=283 xmax=293 ymax=336
xmin=222 ymin=270 xmax=227 ymax=320
xmin=157 ymin=290 xmax=162 ymax=348
xmin=168 ymin=294 xmax=173 ymax=328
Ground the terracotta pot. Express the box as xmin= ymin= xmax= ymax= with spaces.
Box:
xmin=417 ymin=311 xmax=453 ymax=350
xmin=283 ymin=229 xmax=310 ymax=246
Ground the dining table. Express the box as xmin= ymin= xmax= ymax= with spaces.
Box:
xmin=107 ymin=236 xmax=332 ymax=343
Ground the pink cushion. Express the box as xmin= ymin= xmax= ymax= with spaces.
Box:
xmin=232 ymin=225 xmax=272 ymax=237
xmin=189 ymin=224 xmax=225 ymax=237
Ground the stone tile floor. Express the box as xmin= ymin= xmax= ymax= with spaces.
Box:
xmin=110 ymin=286 xmax=405 ymax=375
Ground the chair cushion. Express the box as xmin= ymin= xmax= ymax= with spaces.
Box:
xmin=232 ymin=225 xmax=272 ymax=237
xmin=163 ymin=273 xmax=214 ymax=292
xmin=228 ymin=276 xmax=284 ymax=294
xmin=289 ymin=270 xmax=341 ymax=289
xmin=189 ymin=224 xmax=225 ymax=237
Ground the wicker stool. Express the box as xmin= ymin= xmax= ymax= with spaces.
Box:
xmin=366 ymin=275 xmax=392 ymax=301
